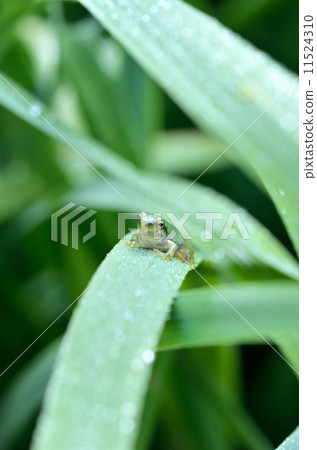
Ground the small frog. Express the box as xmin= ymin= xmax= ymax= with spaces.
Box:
xmin=129 ymin=212 xmax=194 ymax=265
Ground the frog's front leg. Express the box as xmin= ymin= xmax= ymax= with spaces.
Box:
xmin=127 ymin=232 xmax=142 ymax=248
xmin=165 ymin=240 xmax=178 ymax=259
xmin=152 ymin=240 xmax=177 ymax=260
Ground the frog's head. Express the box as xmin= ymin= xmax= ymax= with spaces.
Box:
xmin=137 ymin=212 xmax=167 ymax=236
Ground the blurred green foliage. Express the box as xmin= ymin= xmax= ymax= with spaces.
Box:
xmin=0 ymin=1 xmax=298 ymax=449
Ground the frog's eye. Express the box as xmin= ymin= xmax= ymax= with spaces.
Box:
xmin=158 ymin=221 xmax=165 ymax=228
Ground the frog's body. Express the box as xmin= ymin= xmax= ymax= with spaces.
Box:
xmin=129 ymin=212 xmax=194 ymax=265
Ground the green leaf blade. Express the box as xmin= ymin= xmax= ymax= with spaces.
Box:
xmin=276 ymin=427 xmax=299 ymax=450
xmin=78 ymin=0 xmax=298 ymax=252
xmin=32 ymin=237 xmax=191 ymax=450
xmin=0 ymin=73 xmax=298 ymax=279
xmin=0 ymin=340 xmax=60 ymax=450
xmin=159 ymin=280 xmax=298 ymax=366
xmin=71 ymin=176 xmax=299 ymax=280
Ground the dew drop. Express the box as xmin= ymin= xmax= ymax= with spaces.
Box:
xmin=279 ymin=113 xmax=298 ymax=132
xmin=29 ymin=104 xmax=42 ymax=117
xmin=121 ymin=402 xmax=137 ymax=417
xmin=134 ymin=289 xmax=141 ymax=296
xmin=142 ymin=349 xmax=155 ymax=364
xmin=158 ymin=0 xmax=171 ymax=10
xmin=114 ymin=328 xmax=125 ymax=343
xmin=142 ymin=14 xmax=150 ymax=23
xmin=102 ymin=407 xmax=118 ymax=423
xmin=124 ymin=310 xmax=134 ymax=321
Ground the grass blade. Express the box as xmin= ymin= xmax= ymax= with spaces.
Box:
xmin=276 ymin=427 xmax=298 ymax=450
xmin=0 ymin=73 xmax=298 ymax=279
xmin=78 ymin=0 xmax=299 ymax=252
xmin=60 ymin=21 xmax=161 ymax=168
xmin=70 ymin=178 xmax=299 ymax=280
xmin=151 ymin=130 xmax=231 ymax=175
xmin=31 ymin=236 xmax=191 ymax=450
xmin=159 ymin=280 xmax=298 ymax=370
xmin=0 ymin=339 xmax=60 ymax=450
xmin=135 ymin=352 xmax=172 ymax=450
xmin=180 ymin=349 xmax=274 ymax=450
